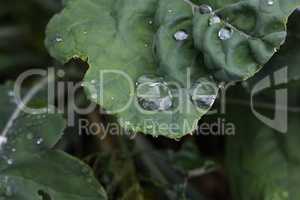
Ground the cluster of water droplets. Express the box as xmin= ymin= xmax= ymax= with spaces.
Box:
xmin=136 ymin=75 xmax=173 ymax=111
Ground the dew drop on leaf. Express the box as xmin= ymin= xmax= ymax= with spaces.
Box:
xmin=218 ymin=27 xmax=233 ymax=40
xmin=136 ymin=75 xmax=173 ymax=111
xmin=198 ymin=4 xmax=213 ymax=14
xmin=267 ymin=0 xmax=274 ymax=5
xmin=36 ymin=138 xmax=44 ymax=145
xmin=55 ymin=37 xmax=63 ymax=43
xmin=7 ymin=158 xmax=14 ymax=165
xmin=0 ymin=136 xmax=8 ymax=147
xmin=190 ymin=78 xmax=217 ymax=109
xmin=209 ymin=16 xmax=221 ymax=25
xmin=174 ymin=30 xmax=189 ymax=41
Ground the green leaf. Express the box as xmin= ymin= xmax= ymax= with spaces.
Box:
xmin=45 ymin=0 xmax=299 ymax=138
xmin=0 ymin=83 xmax=107 ymax=200
xmin=45 ymin=0 xmax=219 ymax=139
xmin=0 ymin=150 xmax=107 ymax=200
xmin=193 ymin=0 xmax=300 ymax=81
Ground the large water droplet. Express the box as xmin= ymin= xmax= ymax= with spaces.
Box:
xmin=136 ymin=75 xmax=173 ymax=111
xmin=209 ymin=15 xmax=221 ymax=25
xmin=199 ymin=4 xmax=213 ymax=14
xmin=218 ymin=27 xmax=233 ymax=40
xmin=190 ymin=78 xmax=218 ymax=109
xmin=174 ymin=30 xmax=189 ymax=41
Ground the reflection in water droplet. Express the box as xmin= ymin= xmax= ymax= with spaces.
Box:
xmin=190 ymin=78 xmax=218 ymax=109
xmin=267 ymin=0 xmax=274 ymax=5
xmin=174 ymin=30 xmax=189 ymax=41
xmin=0 ymin=136 xmax=7 ymax=148
xmin=11 ymin=148 xmax=16 ymax=153
xmin=36 ymin=138 xmax=44 ymax=145
xmin=209 ymin=16 xmax=221 ymax=25
xmin=218 ymin=27 xmax=233 ymax=40
xmin=199 ymin=4 xmax=213 ymax=14
xmin=136 ymin=75 xmax=173 ymax=111
xmin=55 ymin=37 xmax=63 ymax=42
xmin=7 ymin=159 xmax=13 ymax=165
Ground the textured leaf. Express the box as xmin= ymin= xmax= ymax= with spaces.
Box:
xmin=45 ymin=0 xmax=299 ymax=138
xmin=45 ymin=0 xmax=218 ymax=139
xmin=0 ymin=83 xmax=107 ymax=200
xmin=0 ymin=151 xmax=107 ymax=200
xmin=226 ymin=108 xmax=300 ymax=200
xmin=193 ymin=0 xmax=300 ymax=81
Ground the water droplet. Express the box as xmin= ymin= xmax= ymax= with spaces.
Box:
xmin=83 ymin=31 xmax=88 ymax=34
xmin=0 ymin=136 xmax=7 ymax=149
xmin=55 ymin=37 xmax=63 ymax=42
xmin=168 ymin=9 xmax=173 ymax=13
xmin=11 ymin=148 xmax=16 ymax=152
xmin=209 ymin=16 xmax=221 ymax=25
xmin=218 ymin=27 xmax=233 ymax=40
xmin=267 ymin=0 xmax=274 ymax=5
xmin=136 ymin=75 xmax=173 ymax=111
xmin=174 ymin=30 xmax=189 ymax=41
xmin=190 ymin=78 xmax=218 ymax=109
xmin=199 ymin=4 xmax=213 ymax=14
xmin=7 ymin=159 xmax=13 ymax=165
xmin=148 ymin=20 xmax=153 ymax=25
xmin=36 ymin=138 xmax=44 ymax=145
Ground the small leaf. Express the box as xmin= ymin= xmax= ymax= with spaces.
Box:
xmin=0 ymin=151 xmax=107 ymax=200
xmin=0 ymin=82 xmax=107 ymax=199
